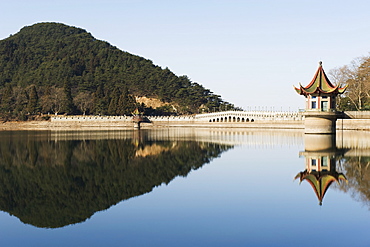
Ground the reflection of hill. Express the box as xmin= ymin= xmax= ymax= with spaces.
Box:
xmin=0 ymin=131 xmax=232 ymax=228
xmin=135 ymin=143 xmax=174 ymax=157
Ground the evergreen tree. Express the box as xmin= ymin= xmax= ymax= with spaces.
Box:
xmin=27 ymin=85 xmax=39 ymax=114
xmin=107 ymin=87 xmax=121 ymax=115
xmin=63 ymin=81 xmax=74 ymax=114
xmin=117 ymin=88 xmax=136 ymax=115
xmin=13 ymin=87 xmax=28 ymax=118
xmin=93 ymin=84 xmax=107 ymax=115
xmin=0 ymin=84 xmax=14 ymax=117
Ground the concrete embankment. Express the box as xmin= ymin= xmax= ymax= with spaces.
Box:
xmin=0 ymin=120 xmax=304 ymax=130
xmin=1 ymin=116 xmax=370 ymax=131
xmin=0 ymin=120 xmax=134 ymax=131
xmin=337 ymin=119 xmax=370 ymax=131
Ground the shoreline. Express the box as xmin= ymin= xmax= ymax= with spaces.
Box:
xmin=1 ymin=118 xmax=370 ymax=131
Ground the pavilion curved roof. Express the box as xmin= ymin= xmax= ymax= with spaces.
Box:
xmin=295 ymin=170 xmax=347 ymax=205
xmin=294 ymin=61 xmax=348 ymax=96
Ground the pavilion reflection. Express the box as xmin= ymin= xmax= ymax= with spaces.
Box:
xmin=295 ymin=134 xmax=348 ymax=205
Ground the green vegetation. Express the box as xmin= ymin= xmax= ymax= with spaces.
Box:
xmin=0 ymin=131 xmax=233 ymax=228
xmin=0 ymin=22 xmax=237 ymax=120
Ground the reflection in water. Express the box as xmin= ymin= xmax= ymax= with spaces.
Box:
xmin=338 ymin=152 xmax=370 ymax=209
xmin=2 ymin=128 xmax=370 ymax=230
xmin=0 ymin=130 xmax=233 ymax=228
xmin=330 ymin=131 xmax=370 ymax=209
xmin=295 ymin=135 xmax=347 ymax=205
xmin=296 ymin=132 xmax=370 ymax=207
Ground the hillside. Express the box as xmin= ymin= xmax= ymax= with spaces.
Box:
xmin=0 ymin=22 xmax=236 ymax=120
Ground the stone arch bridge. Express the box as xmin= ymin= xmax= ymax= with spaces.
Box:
xmin=193 ymin=110 xmax=303 ymax=123
xmin=51 ymin=110 xmax=303 ymax=127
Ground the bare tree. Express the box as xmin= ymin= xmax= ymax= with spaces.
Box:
xmin=41 ymin=86 xmax=67 ymax=115
xmin=328 ymin=65 xmax=352 ymax=109
xmin=358 ymin=57 xmax=370 ymax=100
xmin=329 ymin=56 xmax=370 ymax=110
xmin=348 ymin=56 xmax=370 ymax=110
xmin=73 ymin=91 xmax=94 ymax=115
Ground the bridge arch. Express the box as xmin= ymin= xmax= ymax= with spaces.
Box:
xmin=193 ymin=110 xmax=303 ymax=124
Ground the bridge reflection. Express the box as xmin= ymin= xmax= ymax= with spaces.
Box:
xmin=49 ymin=129 xmax=370 ymax=149
xmin=50 ymin=128 xmax=304 ymax=147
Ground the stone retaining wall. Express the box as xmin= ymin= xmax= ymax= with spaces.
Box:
xmin=343 ymin=111 xmax=370 ymax=119
xmin=337 ymin=119 xmax=370 ymax=131
xmin=48 ymin=114 xmax=370 ymax=131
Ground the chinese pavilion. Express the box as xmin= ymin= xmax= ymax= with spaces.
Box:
xmin=294 ymin=61 xmax=347 ymax=111
xmin=294 ymin=61 xmax=347 ymax=134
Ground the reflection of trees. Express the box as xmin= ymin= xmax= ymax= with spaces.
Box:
xmin=338 ymin=156 xmax=370 ymax=208
xmin=0 ymin=134 xmax=232 ymax=228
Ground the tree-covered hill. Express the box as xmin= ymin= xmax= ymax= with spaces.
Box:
xmin=0 ymin=22 xmax=237 ymax=120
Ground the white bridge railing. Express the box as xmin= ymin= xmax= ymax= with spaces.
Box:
xmin=51 ymin=110 xmax=303 ymax=123
xmin=194 ymin=110 xmax=303 ymax=122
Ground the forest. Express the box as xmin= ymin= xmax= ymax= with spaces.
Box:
xmin=0 ymin=22 xmax=237 ymax=121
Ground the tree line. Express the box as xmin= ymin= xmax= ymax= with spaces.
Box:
xmin=329 ymin=54 xmax=370 ymax=111
xmin=0 ymin=22 xmax=237 ymax=121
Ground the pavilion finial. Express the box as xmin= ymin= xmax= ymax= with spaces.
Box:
xmin=319 ymin=61 xmax=322 ymax=66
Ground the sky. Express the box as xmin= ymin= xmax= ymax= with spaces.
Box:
xmin=1 ymin=0 xmax=370 ymax=111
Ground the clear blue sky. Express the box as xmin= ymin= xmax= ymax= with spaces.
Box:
xmin=1 ymin=0 xmax=370 ymax=111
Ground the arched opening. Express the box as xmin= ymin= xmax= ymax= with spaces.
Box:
xmin=209 ymin=119 xmax=212 ymax=122
xmin=242 ymin=118 xmax=245 ymax=122
xmin=246 ymin=118 xmax=250 ymax=122
xmin=213 ymin=119 xmax=215 ymax=122
xmin=233 ymin=117 xmax=236 ymax=122
xmin=237 ymin=117 xmax=240 ymax=122
xmin=228 ymin=116 xmax=232 ymax=122
xmin=217 ymin=118 xmax=219 ymax=122
xmin=220 ymin=117 xmax=223 ymax=122
xmin=251 ymin=119 xmax=254 ymax=122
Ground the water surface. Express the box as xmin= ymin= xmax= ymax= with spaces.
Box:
xmin=0 ymin=129 xmax=369 ymax=247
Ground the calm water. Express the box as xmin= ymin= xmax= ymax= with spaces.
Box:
xmin=0 ymin=129 xmax=369 ymax=247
